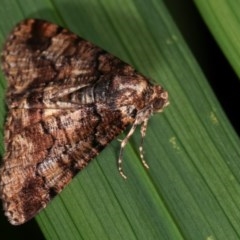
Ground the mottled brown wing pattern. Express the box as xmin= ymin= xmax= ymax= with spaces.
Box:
xmin=0 ymin=19 xmax=169 ymax=225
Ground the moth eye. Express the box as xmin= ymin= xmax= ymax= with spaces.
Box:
xmin=152 ymin=98 xmax=164 ymax=110
xmin=130 ymin=108 xmax=137 ymax=118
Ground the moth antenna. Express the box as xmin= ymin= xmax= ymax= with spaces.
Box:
xmin=139 ymin=119 xmax=149 ymax=169
xmin=118 ymin=123 xmax=138 ymax=179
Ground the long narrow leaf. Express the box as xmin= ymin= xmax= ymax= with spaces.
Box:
xmin=1 ymin=0 xmax=240 ymax=240
xmin=194 ymin=0 xmax=240 ymax=78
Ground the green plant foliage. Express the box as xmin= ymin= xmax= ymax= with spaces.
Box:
xmin=0 ymin=0 xmax=240 ymax=239
xmin=194 ymin=0 xmax=240 ymax=78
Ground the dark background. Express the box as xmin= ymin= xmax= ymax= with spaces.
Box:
xmin=165 ymin=0 xmax=240 ymax=135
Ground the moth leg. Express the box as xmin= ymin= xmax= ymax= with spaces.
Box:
xmin=118 ymin=124 xmax=137 ymax=179
xmin=118 ymin=117 xmax=150 ymax=179
xmin=139 ymin=119 xmax=149 ymax=169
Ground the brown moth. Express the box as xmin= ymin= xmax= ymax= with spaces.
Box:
xmin=0 ymin=19 xmax=169 ymax=225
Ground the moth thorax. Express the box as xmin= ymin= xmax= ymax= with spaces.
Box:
xmin=71 ymin=85 xmax=95 ymax=104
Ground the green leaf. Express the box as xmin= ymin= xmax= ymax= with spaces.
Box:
xmin=1 ymin=0 xmax=240 ymax=239
xmin=194 ymin=0 xmax=240 ymax=78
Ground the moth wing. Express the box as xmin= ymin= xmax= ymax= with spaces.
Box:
xmin=1 ymin=102 xmax=126 ymax=225
xmin=1 ymin=19 xmax=103 ymax=106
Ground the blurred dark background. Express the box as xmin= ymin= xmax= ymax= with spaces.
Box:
xmin=165 ymin=0 xmax=240 ymax=135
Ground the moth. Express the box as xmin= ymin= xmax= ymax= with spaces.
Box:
xmin=0 ymin=19 xmax=169 ymax=225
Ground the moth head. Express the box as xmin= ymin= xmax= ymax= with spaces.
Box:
xmin=149 ymin=85 xmax=169 ymax=114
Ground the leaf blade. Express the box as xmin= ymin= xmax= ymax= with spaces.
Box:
xmin=1 ymin=0 xmax=240 ymax=240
